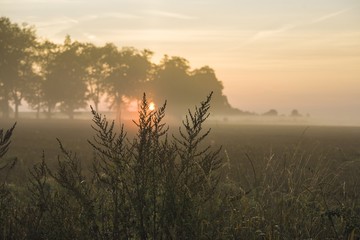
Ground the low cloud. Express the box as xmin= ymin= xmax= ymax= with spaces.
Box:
xmin=249 ymin=24 xmax=295 ymax=41
xmin=144 ymin=10 xmax=197 ymax=20
xmin=312 ymin=8 xmax=351 ymax=24
xmin=247 ymin=7 xmax=354 ymax=43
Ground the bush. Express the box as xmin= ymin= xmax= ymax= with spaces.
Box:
xmin=86 ymin=92 xmax=222 ymax=239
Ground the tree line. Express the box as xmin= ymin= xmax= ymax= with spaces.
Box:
xmin=0 ymin=17 xmax=242 ymax=120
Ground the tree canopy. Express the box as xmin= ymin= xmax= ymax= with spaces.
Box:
xmin=0 ymin=17 xmax=36 ymax=118
xmin=0 ymin=17 xmax=242 ymax=119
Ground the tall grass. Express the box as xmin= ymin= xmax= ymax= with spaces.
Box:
xmin=222 ymin=139 xmax=360 ymax=239
xmin=0 ymin=93 xmax=359 ymax=239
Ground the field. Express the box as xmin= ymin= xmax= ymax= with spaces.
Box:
xmin=5 ymin=117 xmax=360 ymax=173
xmin=1 ymin=113 xmax=360 ymax=239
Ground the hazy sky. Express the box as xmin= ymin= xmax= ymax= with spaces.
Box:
xmin=2 ymin=0 xmax=360 ymax=125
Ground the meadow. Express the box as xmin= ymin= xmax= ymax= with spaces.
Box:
xmin=1 ymin=102 xmax=360 ymax=239
xmin=6 ymin=116 xmax=360 ymax=178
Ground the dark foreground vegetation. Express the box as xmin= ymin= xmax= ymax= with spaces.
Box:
xmin=1 ymin=94 xmax=360 ymax=239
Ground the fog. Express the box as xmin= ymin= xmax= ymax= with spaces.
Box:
xmin=1 ymin=0 xmax=360 ymax=126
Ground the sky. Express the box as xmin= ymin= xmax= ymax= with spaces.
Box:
xmin=2 ymin=0 xmax=360 ymax=125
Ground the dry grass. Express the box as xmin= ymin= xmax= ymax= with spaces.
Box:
xmin=1 ymin=96 xmax=360 ymax=239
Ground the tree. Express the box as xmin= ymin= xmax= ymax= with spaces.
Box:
xmin=263 ymin=109 xmax=278 ymax=116
xmin=82 ymin=43 xmax=109 ymax=112
xmin=151 ymin=57 xmax=238 ymax=117
xmin=23 ymin=40 xmax=58 ymax=118
xmin=151 ymin=56 xmax=192 ymax=117
xmin=290 ymin=109 xmax=302 ymax=117
xmin=103 ymin=46 xmax=153 ymax=121
xmin=190 ymin=66 xmax=236 ymax=114
xmin=44 ymin=36 xmax=88 ymax=119
xmin=0 ymin=17 xmax=36 ymax=119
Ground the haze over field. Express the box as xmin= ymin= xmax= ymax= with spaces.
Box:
xmin=2 ymin=0 xmax=360 ymax=125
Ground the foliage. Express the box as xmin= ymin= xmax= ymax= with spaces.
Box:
xmin=1 ymin=94 xmax=360 ymax=239
xmin=43 ymin=36 xmax=88 ymax=119
xmin=0 ymin=123 xmax=20 ymax=239
xmin=150 ymin=56 xmax=235 ymax=116
xmin=82 ymin=43 xmax=109 ymax=112
xmin=86 ymin=92 xmax=222 ymax=239
xmin=0 ymin=17 xmax=37 ymax=119
xmin=24 ymin=40 xmax=59 ymax=118
xmin=103 ymin=46 xmax=153 ymax=121
xmin=0 ymin=17 xmax=240 ymax=119
xmin=0 ymin=93 xmax=226 ymax=239
xmin=220 ymin=143 xmax=360 ymax=239
xmin=0 ymin=123 xmax=16 ymax=160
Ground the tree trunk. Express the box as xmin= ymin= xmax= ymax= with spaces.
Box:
xmin=2 ymin=92 xmax=10 ymax=119
xmin=13 ymin=91 xmax=22 ymax=119
xmin=46 ymin=105 xmax=52 ymax=119
xmin=115 ymin=94 xmax=122 ymax=124
xmin=116 ymin=102 xmax=122 ymax=124
xmin=94 ymin=100 xmax=99 ymax=112
xmin=14 ymin=102 xmax=19 ymax=119
xmin=36 ymin=104 xmax=40 ymax=119
xmin=36 ymin=97 xmax=40 ymax=119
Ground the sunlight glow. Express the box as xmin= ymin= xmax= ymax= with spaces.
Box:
xmin=149 ymin=102 xmax=155 ymax=111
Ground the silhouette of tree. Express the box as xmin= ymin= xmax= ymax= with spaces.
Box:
xmin=0 ymin=17 xmax=249 ymax=119
xmin=190 ymin=66 xmax=235 ymax=114
xmin=151 ymin=56 xmax=192 ymax=116
xmin=263 ymin=109 xmax=278 ymax=116
xmin=103 ymin=46 xmax=153 ymax=121
xmin=82 ymin=43 xmax=110 ymax=112
xmin=44 ymin=36 xmax=88 ymax=119
xmin=33 ymin=41 xmax=60 ymax=118
xmin=24 ymin=40 xmax=58 ymax=118
xmin=290 ymin=109 xmax=302 ymax=117
xmin=0 ymin=17 xmax=36 ymax=119
xmin=151 ymin=57 xmax=239 ymax=117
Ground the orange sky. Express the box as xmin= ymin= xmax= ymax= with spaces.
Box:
xmin=2 ymin=0 xmax=360 ymax=125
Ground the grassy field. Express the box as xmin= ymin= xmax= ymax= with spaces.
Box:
xmin=5 ymin=118 xmax=360 ymax=171
xmin=1 ymin=114 xmax=360 ymax=239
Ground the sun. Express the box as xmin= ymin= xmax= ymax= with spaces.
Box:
xmin=149 ymin=102 xmax=155 ymax=111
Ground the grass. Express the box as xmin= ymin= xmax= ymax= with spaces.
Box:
xmin=1 ymin=93 xmax=360 ymax=239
